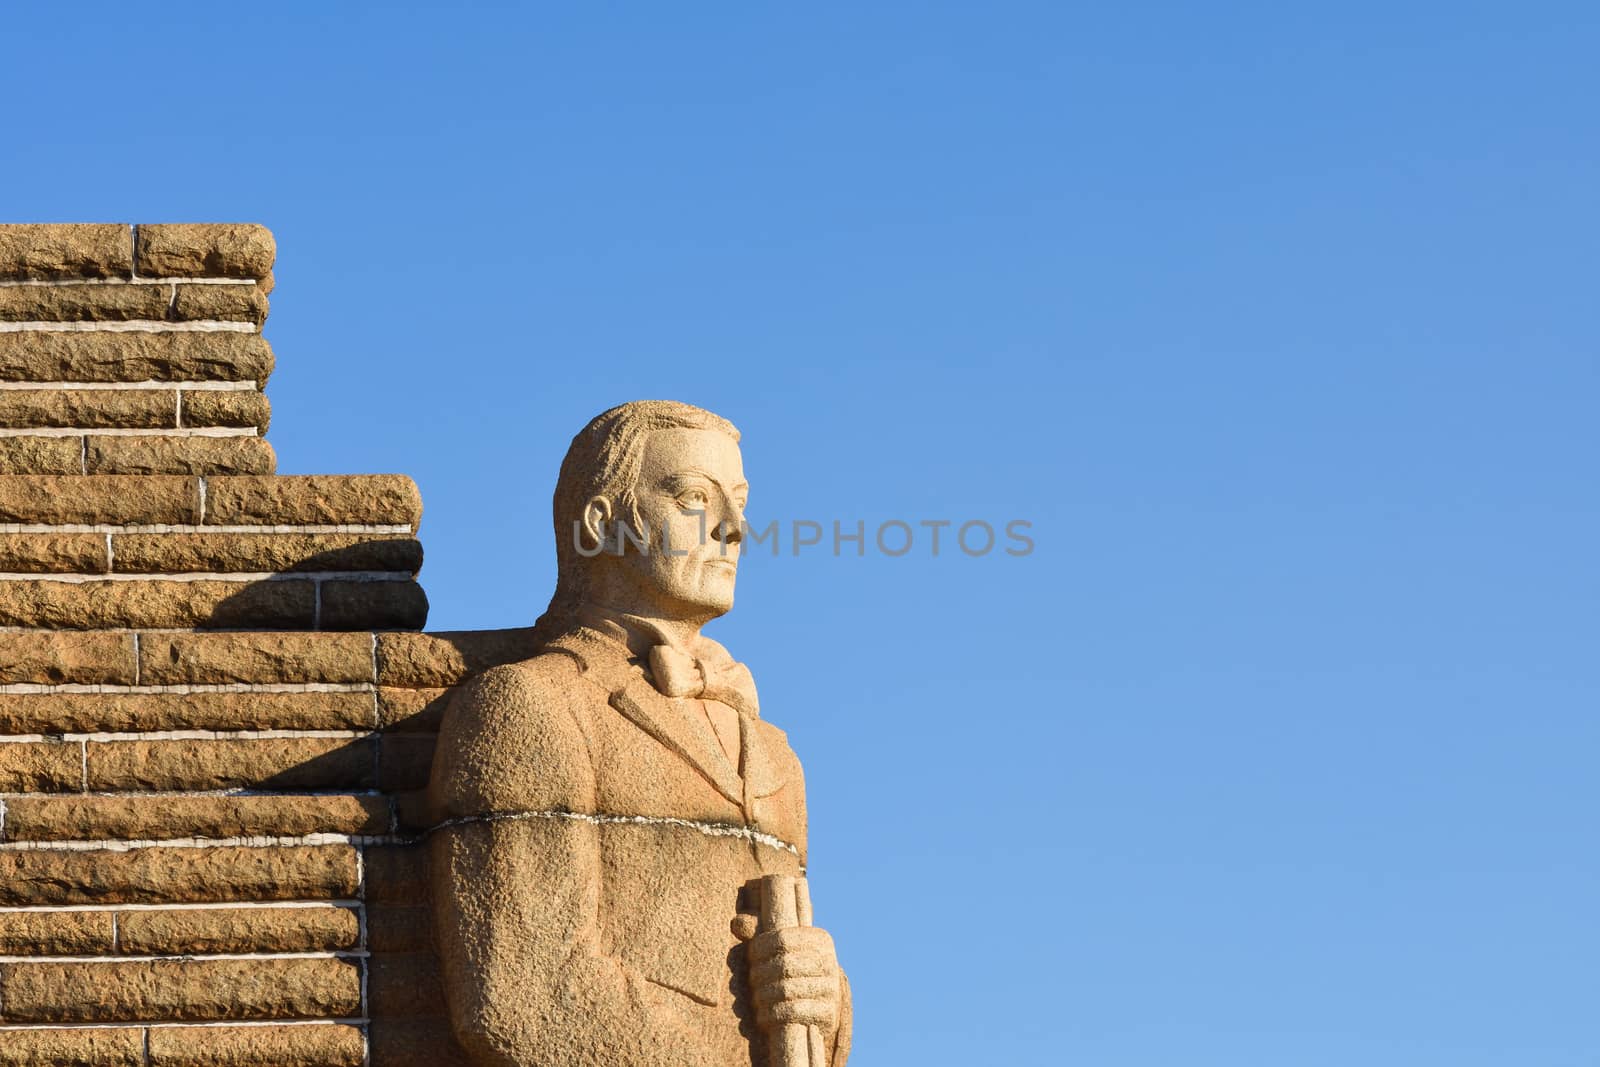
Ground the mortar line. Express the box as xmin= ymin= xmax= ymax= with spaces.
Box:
xmin=0 ymin=320 xmax=257 ymax=333
xmin=0 ymin=787 xmax=386 ymax=799
xmin=0 ymin=426 xmax=256 ymax=438
xmin=0 ymin=901 xmax=362 ymax=913
xmin=0 ymin=950 xmax=369 ymax=964
xmin=0 ymin=381 xmax=257 ymax=391
xmin=0 ymin=728 xmax=374 ymax=742
xmin=0 ymin=1018 xmax=368 ymax=1032
xmin=0 ymin=524 xmax=413 ymax=534
xmin=0 ymin=814 xmax=800 ymax=855
xmin=0 ymin=570 xmax=414 ymax=582
xmin=0 ymin=682 xmax=375 ymax=695
xmin=0 ymin=277 xmax=260 ymax=288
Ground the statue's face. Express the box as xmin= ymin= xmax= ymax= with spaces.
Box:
xmin=616 ymin=427 xmax=748 ymax=620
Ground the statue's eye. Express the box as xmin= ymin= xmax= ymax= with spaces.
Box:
xmin=678 ymin=489 xmax=709 ymax=509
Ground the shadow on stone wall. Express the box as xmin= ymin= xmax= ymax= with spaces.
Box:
xmin=195 ymin=553 xmax=541 ymax=1064
xmin=198 ymin=538 xmax=429 ymax=632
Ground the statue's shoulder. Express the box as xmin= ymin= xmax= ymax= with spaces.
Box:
xmin=429 ymin=651 xmax=597 ymax=815
xmin=451 ymin=650 xmax=585 ymax=713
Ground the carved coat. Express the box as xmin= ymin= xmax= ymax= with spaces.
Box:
xmin=427 ymin=626 xmax=851 ymax=1066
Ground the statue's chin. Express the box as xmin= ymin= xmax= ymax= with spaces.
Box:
xmin=692 ymin=592 xmax=735 ymax=619
xmin=690 ymin=588 xmax=736 ymax=620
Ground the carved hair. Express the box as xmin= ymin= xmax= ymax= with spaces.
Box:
xmin=531 ymin=400 xmax=740 ymax=647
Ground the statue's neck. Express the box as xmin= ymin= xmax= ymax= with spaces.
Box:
xmin=577 ymin=604 xmax=703 ymax=658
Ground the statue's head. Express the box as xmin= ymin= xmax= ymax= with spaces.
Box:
xmin=541 ymin=400 xmax=747 ymax=636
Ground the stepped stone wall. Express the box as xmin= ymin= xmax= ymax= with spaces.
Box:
xmin=0 ymin=226 xmax=512 ymax=1066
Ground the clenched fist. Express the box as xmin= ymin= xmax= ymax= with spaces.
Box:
xmin=746 ymin=924 xmax=843 ymax=1036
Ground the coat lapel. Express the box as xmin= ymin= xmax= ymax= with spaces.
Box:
xmin=611 ymin=676 xmax=746 ymax=808
xmin=739 ymin=714 xmax=786 ymax=809
xmin=548 ymin=627 xmax=746 ymax=808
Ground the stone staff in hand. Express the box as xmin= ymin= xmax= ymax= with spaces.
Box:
xmin=752 ymin=874 xmax=843 ymax=1067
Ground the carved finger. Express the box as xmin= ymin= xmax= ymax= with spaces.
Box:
xmin=747 ymin=926 xmax=834 ymax=964
xmin=749 ymin=951 xmax=835 ymax=987
xmin=762 ymin=996 xmax=840 ymax=1030
xmin=752 ymin=975 xmax=838 ymax=1013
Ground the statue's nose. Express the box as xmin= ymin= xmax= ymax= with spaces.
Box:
xmin=712 ymin=515 xmax=743 ymax=544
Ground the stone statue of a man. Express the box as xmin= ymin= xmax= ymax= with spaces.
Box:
xmin=428 ymin=401 xmax=851 ymax=1066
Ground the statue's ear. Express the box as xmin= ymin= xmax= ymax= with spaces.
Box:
xmin=580 ymin=496 xmax=614 ymax=553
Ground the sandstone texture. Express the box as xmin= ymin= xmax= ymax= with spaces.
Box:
xmin=0 ymin=532 xmax=109 ymax=572
xmin=114 ymin=530 xmax=418 ymax=574
xmin=171 ymin=282 xmax=270 ymax=324
xmin=0 ymin=911 xmax=113 ymax=956
xmin=0 ymin=474 xmax=199 ymax=524
xmin=117 ymin=905 xmax=360 ymax=956
xmin=86 ymin=433 xmax=276 ymax=475
xmin=377 ymin=685 xmax=453 ymax=730
xmin=205 ymin=474 xmax=422 ymax=526
xmin=147 ymin=1024 xmax=365 ymax=1067
xmin=0 ymin=956 xmax=360 ymax=1023
xmin=135 ymin=223 xmax=276 ymax=278
xmin=84 ymin=736 xmax=375 ymax=792
xmin=0 ymin=690 xmax=373 ymax=735
xmin=0 ymin=630 xmax=135 ymax=684
xmin=176 ymin=388 xmax=269 ymax=429
xmin=0 ymin=332 xmax=274 ymax=385
xmin=139 ymin=630 xmax=377 ymax=684
xmin=1 ymin=794 xmax=389 ymax=842
xmin=0 ymin=284 xmax=166 ymax=322
xmin=0 ymin=845 xmax=359 ymax=905
xmin=0 ymin=281 xmax=266 ymax=325
xmin=0 ymin=224 xmax=132 ymax=280
xmin=320 ymin=578 xmax=429 ymax=630
xmin=0 ymin=1027 xmax=145 ymax=1067
xmin=0 ymin=740 xmax=82 ymax=792
xmin=376 ymin=627 xmax=537 ymax=687
xmin=0 ymin=578 xmax=317 ymax=629
xmin=0 ymin=436 xmax=81 ymax=474
xmin=0 ymin=388 xmax=174 ymax=428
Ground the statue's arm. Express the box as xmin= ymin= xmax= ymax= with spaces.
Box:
xmin=835 ymin=971 xmax=853 ymax=1065
xmin=427 ymin=663 xmax=705 ymax=1066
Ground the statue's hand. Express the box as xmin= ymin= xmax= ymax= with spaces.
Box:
xmin=747 ymin=925 xmax=842 ymax=1036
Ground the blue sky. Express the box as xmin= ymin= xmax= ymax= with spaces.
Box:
xmin=9 ymin=4 xmax=1598 ymax=1063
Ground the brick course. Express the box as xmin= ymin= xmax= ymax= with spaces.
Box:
xmin=0 ymin=224 xmax=517 ymax=1059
